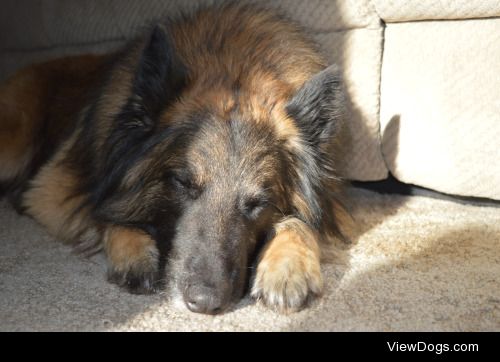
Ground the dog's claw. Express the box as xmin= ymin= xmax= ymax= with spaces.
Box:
xmin=107 ymin=268 xmax=161 ymax=294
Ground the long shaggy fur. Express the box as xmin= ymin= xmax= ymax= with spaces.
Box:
xmin=0 ymin=2 xmax=349 ymax=314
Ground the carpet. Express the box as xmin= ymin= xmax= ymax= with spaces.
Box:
xmin=1 ymin=187 xmax=499 ymax=331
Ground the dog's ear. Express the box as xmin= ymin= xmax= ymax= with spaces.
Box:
xmin=284 ymin=65 xmax=345 ymax=229
xmin=121 ymin=25 xmax=187 ymax=130
xmin=92 ymin=26 xmax=187 ymax=211
xmin=286 ymin=65 xmax=344 ymax=148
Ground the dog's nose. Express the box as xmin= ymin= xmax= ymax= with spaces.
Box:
xmin=183 ymin=285 xmax=228 ymax=315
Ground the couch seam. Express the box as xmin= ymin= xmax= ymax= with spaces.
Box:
xmin=363 ymin=0 xmax=390 ymax=178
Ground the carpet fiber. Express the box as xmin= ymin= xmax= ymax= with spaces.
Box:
xmin=1 ymin=187 xmax=499 ymax=331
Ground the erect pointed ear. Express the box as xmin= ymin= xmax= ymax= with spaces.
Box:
xmin=285 ymin=65 xmax=344 ymax=147
xmin=123 ymin=25 xmax=187 ymax=129
xmin=94 ymin=26 xmax=187 ymax=209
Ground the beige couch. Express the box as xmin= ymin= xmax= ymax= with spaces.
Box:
xmin=1 ymin=0 xmax=499 ymax=200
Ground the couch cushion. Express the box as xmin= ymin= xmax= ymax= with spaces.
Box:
xmin=372 ymin=0 xmax=500 ymax=22
xmin=315 ymin=28 xmax=387 ymax=180
xmin=380 ymin=19 xmax=500 ymax=200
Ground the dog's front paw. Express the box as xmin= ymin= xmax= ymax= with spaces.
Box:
xmin=104 ymin=226 xmax=161 ymax=294
xmin=251 ymin=225 xmax=323 ymax=312
xmin=107 ymin=264 xmax=160 ymax=295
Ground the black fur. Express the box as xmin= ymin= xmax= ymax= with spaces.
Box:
xmin=285 ymin=65 xmax=345 ymax=231
xmin=132 ymin=25 xmax=187 ymax=121
xmin=286 ymin=65 xmax=343 ymax=148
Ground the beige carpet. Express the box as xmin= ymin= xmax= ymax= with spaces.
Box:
xmin=1 ymin=187 xmax=499 ymax=331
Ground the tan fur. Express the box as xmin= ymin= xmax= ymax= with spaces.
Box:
xmin=252 ymin=217 xmax=323 ymax=312
xmin=21 ymin=134 xmax=93 ymax=243
xmin=0 ymin=67 xmax=44 ymax=180
xmin=164 ymin=4 xmax=324 ymax=144
xmin=104 ymin=226 xmax=159 ymax=275
xmin=0 ymin=55 xmax=107 ymax=181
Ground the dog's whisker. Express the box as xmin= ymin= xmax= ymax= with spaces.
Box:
xmin=269 ymin=202 xmax=286 ymax=217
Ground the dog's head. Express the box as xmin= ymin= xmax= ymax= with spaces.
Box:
xmin=90 ymin=26 xmax=344 ymax=314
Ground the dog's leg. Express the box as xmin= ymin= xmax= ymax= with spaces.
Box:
xmin=21 ymin=141 xmax=103 ymax=249
xmin=104 ymin=225 xmax=161 ymax=294
xmin=25 ymin=158 xmax=161 ymax=293
xmin=24 ymin=146 xmax=161 ymax=294
xmin=25 ymin=159 xmax=161 ymax=293
xmin=251 ymin=217 xmax=323 ymax=312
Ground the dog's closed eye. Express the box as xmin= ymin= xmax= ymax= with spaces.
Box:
xmin=242 ymin=198 xmax=269 ymax=218
xmin=168 ymin=172 xmax=202 ymax=199
xmin=171 ymin=174 xmax=190 ymax=188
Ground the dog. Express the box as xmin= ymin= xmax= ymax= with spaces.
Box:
xmin=0 ymin=3 xmax=349 ymax=314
